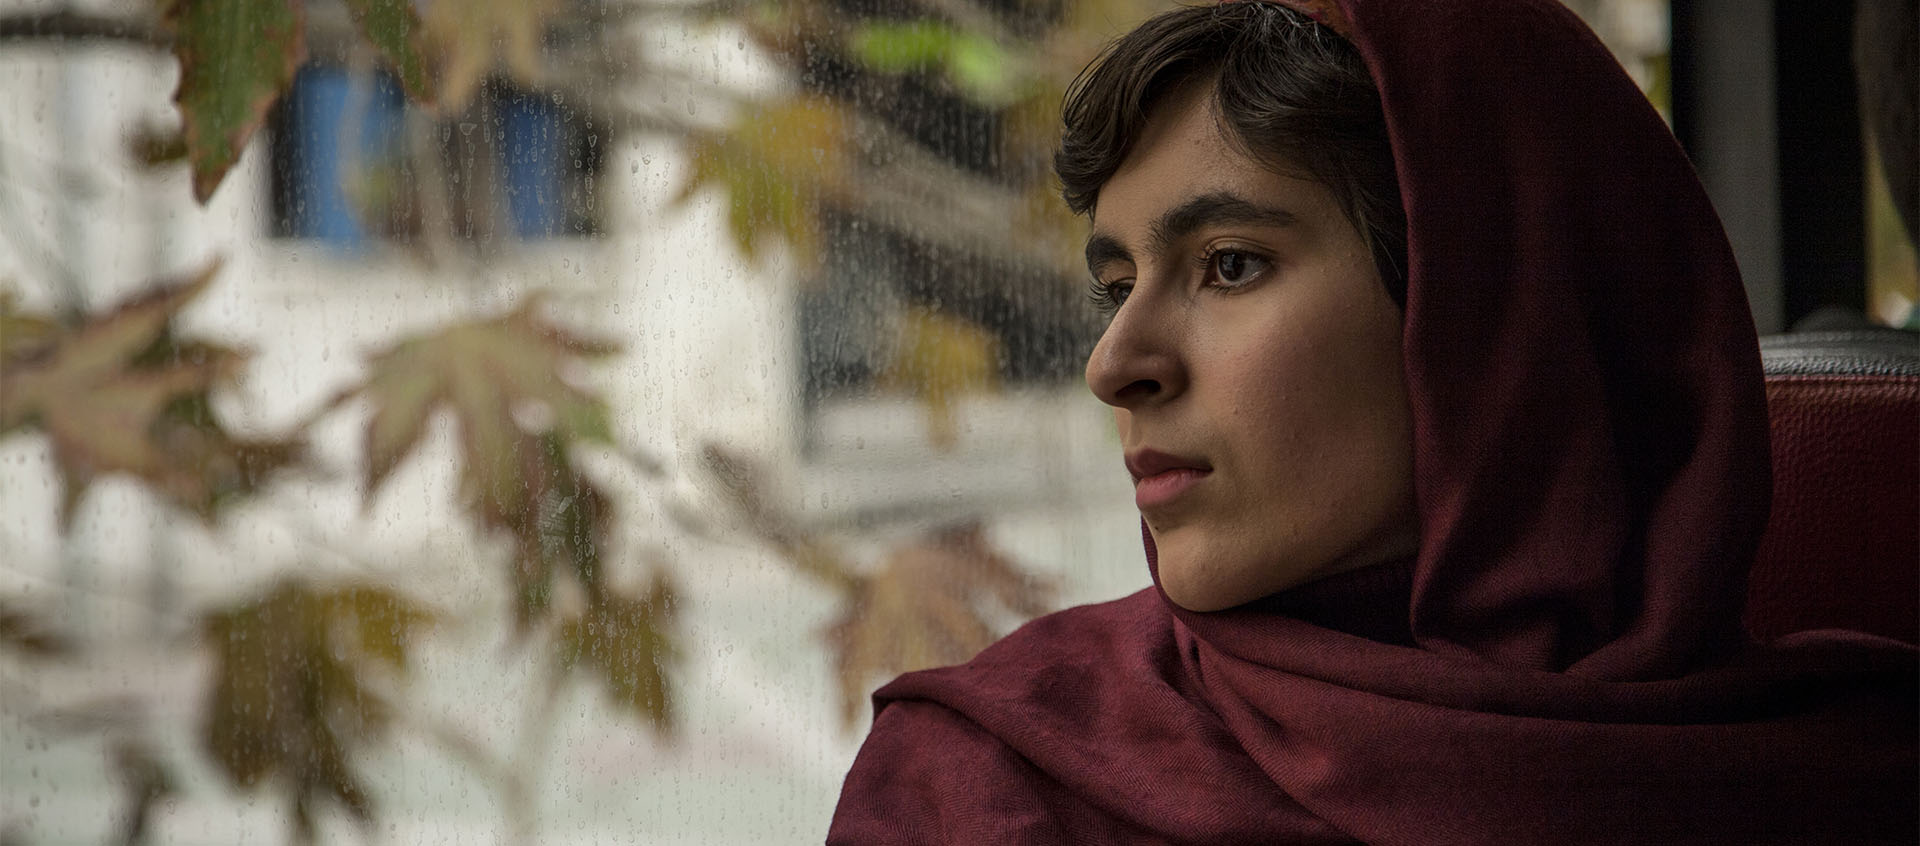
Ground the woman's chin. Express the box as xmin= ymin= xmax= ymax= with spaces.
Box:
xmin=1156 ymin=553 xmax=1269 ymax=612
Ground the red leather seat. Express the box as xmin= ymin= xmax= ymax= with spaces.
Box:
xmin=1745 ymin=328 xmax=1920 ymax=644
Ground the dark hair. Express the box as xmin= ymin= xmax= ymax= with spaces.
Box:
xmin=1055 ymin=2 xmax=1407 ymax=302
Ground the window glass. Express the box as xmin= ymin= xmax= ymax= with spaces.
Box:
xmin=0 ymin=2 xmax=1689 ymax=844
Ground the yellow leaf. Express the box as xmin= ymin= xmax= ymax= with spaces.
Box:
xmin=556 ymin=575 xmax=680 ymax=730
xmin=419 ymin=0 xmax=559 ymax=113
xmin=883 ymin=306 xmax=1000 ymax=450
xmin=199 ymin=580 xmax=430 ymax=834
xmin=676 ymin=99 xmax=852 ymax=265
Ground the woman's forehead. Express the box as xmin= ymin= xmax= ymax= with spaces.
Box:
xmin=1089 ymin=97 xmax=1342 ymax=255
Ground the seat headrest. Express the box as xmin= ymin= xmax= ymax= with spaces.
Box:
xmin=1760 ymin=329 xmax=1920 ymax=378
xmin=1747 ymin=327 xmax=1919 ymax=645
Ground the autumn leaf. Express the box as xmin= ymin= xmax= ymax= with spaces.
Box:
xmin=739 ymin=0 xmax=839 ymax=61
xmin=355 ymin=298 xmax=615 ymax=496
xmin=419 ymin=0 xmax=559 ymax=113
xmin=677 ymin=99 xmax=852 ymax=265
xmin=150 ymin=388 xmax=309 ymax=522
xmin=496 ymin=431 xmax=614 ymax=624
xmin=353 ymin=298 xmax=619 ymax=626
xmin=108 ymin=736 xmax=178 ymax=846
xmin=824 ymin=522 xmax=1051 ymax=727
xmin=699 ymin=445 xmax=858 ymax=589
xmin=0 ymin=262 xmax=303 ymax=527
xmin=698 ymin=452 xmax=1048 ymax=730
xmin=882 ymin=306 xmax=1000 ymax=450
xmin=127 ymin=120 xmax=190 ymax=169
xmin=0 ymin=597 xmax=75 ymax=659
xmin=556 ymin=573 xmax=680 ymax=730
xmin=343 ymin=0 xmax=436 ymax=104
xmin=1 ymin=266 xmax=218 ymax=436
xmin=0 ymin=291 xmax=61 ymax=360
xmin=163 ymin=0 xmax=307 ymax=203
xmin=199 ymin=581 xmax=431 ymax=842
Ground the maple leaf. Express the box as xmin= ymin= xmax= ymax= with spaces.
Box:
xmin=149 ymin=387 xmax=309 ymax=521
xmin=556 ymin=572 xmax=680 ymax=731
xmin=699 ymin=445 xmax=859 ymax=589
xmin=108 ymin=735 xmax=179 ymax=846
xmin=162 ymin=0 xmax=307 ymax=203
xmin=0 ymin=262 xmax=303 ymax=527
xmin=701 ymin=440 xmax=1052 ymax=722
xmin=199 ymin=581 xmax=431 ymax=843
xmin=824 ymin=522 xmax=1052 ymax=727
xmin=699 ymin=445 xmax=1050 ymax=728
xmin=497 ymin=430 xmax=615 ymax=625
xmin=702 ymin=454 xmax=1055 ymax=732
xmin=0 ymin=291 xmax=61 ymax=359
xmin=353 ymin=298 xmax=619 ymax=626
xmin=881 ymin=305 xmax=1001 ymax=451
xmin=342 ymin=0 xmax=437 ymax=104
xmin=419 ymin=0 xmax=559 ymax=113
xmin=0 ymin=596 xmax=76 ymax=658
xmin=677 ymin=98 xmax=852 ymax=265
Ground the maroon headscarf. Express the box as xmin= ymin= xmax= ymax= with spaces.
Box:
xmin=829 ymin=1 xmax=1918 ymax=842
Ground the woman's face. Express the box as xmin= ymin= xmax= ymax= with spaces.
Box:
xmin=1085 ymin=85 xmax=1418 ymax=611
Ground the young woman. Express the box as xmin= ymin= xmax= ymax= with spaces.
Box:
xmin=830 ymin=2 xmax=1918 ymax=842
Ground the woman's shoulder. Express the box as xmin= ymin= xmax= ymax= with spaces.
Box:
xmin=881 ymin=587 xmax=1186 ymax=708
xmin=829 ymin=588 xmax=1301 ymax=844
xmin=825 ymin=693 xmax=1126 ymax=845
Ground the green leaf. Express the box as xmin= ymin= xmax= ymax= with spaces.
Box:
xmin=326 ymin=585 xmax=436 ymax=671
xmin=847 ymin=21 xmax=953 ymax=73
xmin=164 ymin=0 xmax=307 ymax=204
xmin=947 ymin=35 xmax=1020 ymax=106
xmin=845 ymin=20 xmax=1020 ymax=106
xmin=342 ymin=0 xmax=436 ymax=103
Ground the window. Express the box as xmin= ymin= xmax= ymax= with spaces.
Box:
xmin=269 ymin=67 xmax=603 ymax=249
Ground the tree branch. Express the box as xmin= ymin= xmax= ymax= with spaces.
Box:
xmin=0 ymin=11 xmax=167 ymax=48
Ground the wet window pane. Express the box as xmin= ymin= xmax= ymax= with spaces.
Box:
xmin=26 ymin=2 xmax=1878 ymax=843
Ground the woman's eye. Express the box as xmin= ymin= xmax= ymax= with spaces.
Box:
xmin=1087 ymin=278 xmax=1133 ymax=315
xmin=1204 ymin=249 xmax=1271 ymax=288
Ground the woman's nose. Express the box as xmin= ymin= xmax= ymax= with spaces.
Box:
xmin=1085 ymin=300 xmax=1186 ymax=409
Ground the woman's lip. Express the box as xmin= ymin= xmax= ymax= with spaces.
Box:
xmin=1134 ymin=468 xmax=1208 ymax=509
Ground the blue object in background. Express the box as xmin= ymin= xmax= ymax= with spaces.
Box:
xmin=500 ymin=91 xmax=568 ymax=238
xmin=279 ymin=66 xmax=407 ymax=249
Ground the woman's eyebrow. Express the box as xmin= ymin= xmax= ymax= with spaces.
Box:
xmin=1085 ymin=234 xmax=1132 ymax=278
xmin=1150 ymin=192 xmax=1298 ymax=251
xmin=1085 ymin=192 xmax=1299 ymax=277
